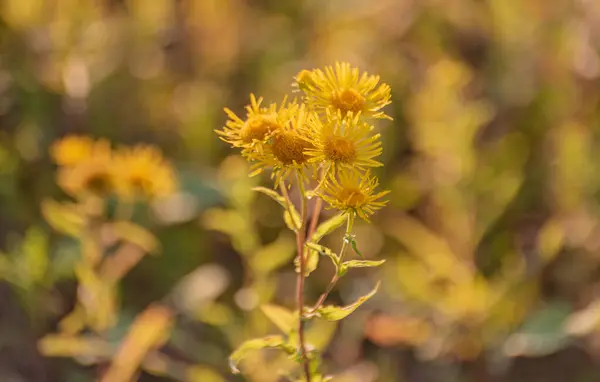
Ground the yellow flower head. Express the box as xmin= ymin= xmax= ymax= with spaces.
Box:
xmin=303 ymin=111 xmax=383 ymax=173
xmin=320 ymin=169 xmax=389 ymax=222
xmin=51 ymin=135 xmax=109 ymax=167
xmin=216 ymin=94 xmax=298 ymax=151
xmin=114 ymin=145 xmax=177 ymax=200
xmin=57 ymin=142 xmax=115 ymax=198
xmin=295 ymin=62 xmax=392 ymax=120
xmin=245 ymin=104 xmax=315 ymax=184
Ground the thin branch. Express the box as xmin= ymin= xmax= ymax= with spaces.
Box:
xmin=280 ymin=176 xmax=311 ymax=382
xmin=309 ymin=212 xmax=355 ymax=314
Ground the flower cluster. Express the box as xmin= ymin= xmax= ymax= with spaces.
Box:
xmin=51 ymin=135 xmax=177 ymax=201
xmin=216 ymin=62 xmax=391 ymax=221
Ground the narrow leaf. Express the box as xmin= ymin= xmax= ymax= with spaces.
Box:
xmin=41 ymin=199 xmax=85 ymax=237
xmin=340 ymin=260 xmax=385 ymax=274
xmin=306 ymin=242 xmax=338 ymax=267
xmin=283 ymin=210 xmax=301 ymax=232
xmin=252 ymin=187 xmax=286 ymax=205
xmin=38 ymin=334 xmax=111 ymax=360
xmin=311 ymin=213 xmax=346 ymax=243
xmin=315 ymin=282 xmax=380 ymax=321
xmin=100 ymin=304 xmax=173 ymax=382
xmin=260 ymin=304 xmax=295 ymax=334
xmin=112 ymin=221 xmax=160 ymax=254
xmin=229 ymin=335 xmax=291 ymax=374
xmin=294 ymin=248 xmax=319 ymax=276
xmin=346 ymin=235 xmax=364 ymax=259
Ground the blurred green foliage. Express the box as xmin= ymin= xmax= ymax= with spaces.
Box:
xmin=2 ymin=0 xmax=600 ymax=381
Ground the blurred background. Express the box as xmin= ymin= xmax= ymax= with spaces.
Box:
xmin=2 ymin=0 xmax=600 ymax=381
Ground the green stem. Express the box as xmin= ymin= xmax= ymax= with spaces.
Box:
xmin=309 ymin=212 xmax=355 ymax=314
xmin=279 ymin=175 xmax=311 ymax=382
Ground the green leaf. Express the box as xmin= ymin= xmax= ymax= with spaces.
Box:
xmin=252 ymin=186 xmax=286 ymax=205
xmin=283 ymin=210 xmax=301 ymax=232
xmin=339 ymin=260 xmax=385 ymax=275
xmin=112 ymin=221 xmax=160 ymax=254
xmin=311 ymin=213 xmax=346 ymax=243
xmin=253 ymin=187 xmax=301 ymax=230
xmin=229 ymin=335 xmax=293 ymax=374
xmin=260 ymin=304 xmax=295 ymax=334
xmin=306 ymin=242 xmax=338 ymax=267
xmin=41 ymin=199 xmax=85 ymax=237
xmin=294 ymin=248 xmax=319 ymax=277
xmin=315 ymin=282 xmax=380 ymax=321
xmin=346 ymin=234 xmax=364 ymax=259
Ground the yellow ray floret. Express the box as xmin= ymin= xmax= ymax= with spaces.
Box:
xmin=216 ymin=94 xmax=299 ymax=152
xmin=320 ymin=169 xmax=389 ymax=222
xmin=245 ymin=104 xmax=315 ymax=184
xmin=57 ymin=141 xmax=115 ymax=197
xmin=303 ymin=111 xmax=383 ymax=174
xmin=295 ymin=62 xmax=392 ymax=120
xmin=51 ymin=135 xmax=110 ymax=167
xmin=114 ymin=145 xmax=178 ymax=200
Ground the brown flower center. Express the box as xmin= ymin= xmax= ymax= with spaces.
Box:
xmin=85 ymin=172 xmax=113 ymax=195
xmin=241 ymin=115 xmax=280 ymax=143
xmin=324 ymin=136 xmax=356 ymax=163
xmin=338 ymin=187 xmax=366 ymax=208
xmin=129 ymin=174 xmax=155 ymax=197
xmin=332 ymin=88 xmax=365 ymax=114
xmin=271 ymin=131 xmax=311 ymax=165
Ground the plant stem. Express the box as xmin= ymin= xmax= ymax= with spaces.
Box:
xmin=307 ymin=197 xmax=323 ymax=240
xmin=307 ymin=168 xmax=326 ymax=240
xmin=279 ymin=177 xmax=311 ymax=382
xmin=309 ymin=213 xmax=355 ymax=314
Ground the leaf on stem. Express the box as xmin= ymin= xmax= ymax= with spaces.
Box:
xmin=339 ymin=260 xmax=385 ymax=275
xmin=112 ymin=221 xmax=160 ymax=254
xmin=41 ymin=199 xmax=85 ymax=237
xmin=315 ymin=282 xmax=380 ymax=321
xmin=306 ymin=242 xmax=338 ymax=267
xmin=345 ymin=234 xmax=364 ymax=259
xmin=229 ymin=335 xmax=294 ymax=374
xmin=100 ymin=304 xmax=173 ymax=382
xmin=311 ymin=213 xmax=346 ymax=243
xmin=295 ymin=248 xmax=319 ymax=276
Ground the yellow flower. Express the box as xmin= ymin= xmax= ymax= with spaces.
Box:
xmin=245 ymin=104 xmax=315 ymax=184
xmin=320 ymin=169 xmax=389 ymax=222
xmin=303 ymin=111 xmax=383 ymax=174
xmin=51 ymin=135 xmax=109 ymax=167
xmin=57 ymin=144 xmax=115 ymax=198
xmin=295 ymin=62 xmax=392 ymax=120
xmin=216 ymin=94 xmax=298 ymax=151
xmin=114 ymin=145 xmax=177 ymax=200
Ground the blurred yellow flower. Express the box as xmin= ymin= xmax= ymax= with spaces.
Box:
xmin=296 ymin=62 xmax=392 ymax=120
xmin=245 ymin=104 xmax=315 ymax=184
xmin=114 ymin=145 xmax=177 ymax=200
xmin=303 ymin=111 xmax=383 ymax=173
xmin=320 ymin=169 xmax=389 ymax=222
xmin=51 ymin=135 xmax=110 ymax=167
xmin=57 ymin=147 xmax=115 ymax=198
xmin=216 ymin=94 xmax=298 ymax=152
